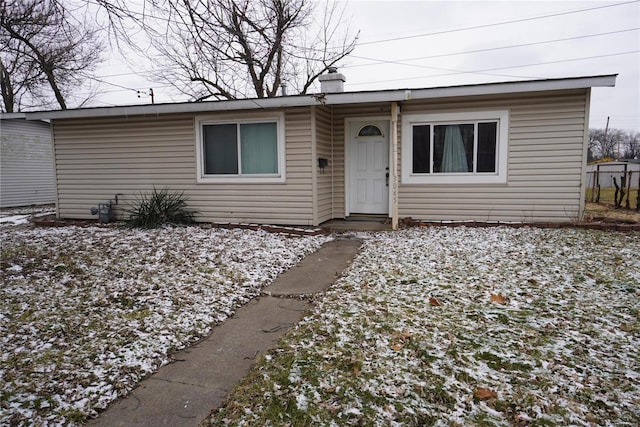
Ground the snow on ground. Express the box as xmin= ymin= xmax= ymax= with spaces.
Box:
xmin=0 ymin=215 xmax=31 ymax=226
xmin=212 ymin=227 xmax=640 ymax=426
xmin=0 ymin=206 xmax=55 ymax=226
xmin=0 ymin=225 xmax=328 ymax=425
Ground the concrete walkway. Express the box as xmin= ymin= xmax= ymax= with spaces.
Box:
xmin=90 ymin=237 xmax=362 ymax=426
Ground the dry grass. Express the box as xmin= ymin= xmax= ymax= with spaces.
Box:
xmin=0 ymin=226 xmax=327 ymax=425
xmin=585 ymin=187 xmax=639 ymax=209
xmin=209 ymin=227 xmax=640 ymax=426
xmin=584 ymin=202 xmax=640 ymax=223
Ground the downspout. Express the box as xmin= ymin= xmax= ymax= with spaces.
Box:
xmin=391 ymin=102 xmax=399 ymax=230
xmin=311 ymin=106 xmax=318 ymax=226
xmin=330 ymin=106 xmax=335 ymax=219
xmin=49 ymin=120 xmax=60 ymax=219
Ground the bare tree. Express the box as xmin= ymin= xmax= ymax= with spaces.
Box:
xmin=0 ymin=0 xmax=103 ymax=111
xmin=623 ymin=131 xmax=640 ymax=159
xmin=0 ymin=41 xmax=44 ymax=112
xmin=142 ymin=0 xmax=358 ymax=101
xmin=588 ymin=128 xmax=626 ymax=160
xmin=1 ymin=0 xmax=356 ymax=110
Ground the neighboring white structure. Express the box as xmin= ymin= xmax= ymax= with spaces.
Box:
xmin=586 ymin=161 xmax=640 ymax=189
xmin=0 ymin=113 xmax=55 ymax=208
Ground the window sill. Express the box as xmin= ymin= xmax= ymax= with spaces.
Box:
xmin=197 ymin=175 xmax=285 ymax=184
xmin=402 ymin=174 xmax=507 ymax=184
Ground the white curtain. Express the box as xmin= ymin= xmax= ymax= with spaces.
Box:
xmin=441 ymin=125 xmax=468 ymax=172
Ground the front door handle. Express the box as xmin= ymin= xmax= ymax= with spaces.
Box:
xmin=385 ymin=167 xmax=390 ymax=187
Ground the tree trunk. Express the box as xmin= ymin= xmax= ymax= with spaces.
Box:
xmin=2 ymin=25 xmax=68 ymax=109
xmin=0 ymin=59 xmax=15 ymax=112
xmin=40 ymin=62 xmax=67 ymax=109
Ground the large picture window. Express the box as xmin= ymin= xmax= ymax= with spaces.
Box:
xmin=196 ymin=113 xmax=285 ymax=183
xmin=402 ymin=111 xmax=508 ymax=184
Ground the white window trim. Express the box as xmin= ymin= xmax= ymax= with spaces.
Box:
xmin=401 ymin=110 xmax=509 ymax=184
xmin=195 ymin=112 xmax=286 ymax=183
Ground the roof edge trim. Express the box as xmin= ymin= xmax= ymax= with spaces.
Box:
xmin=24 ymin=74 xmax=617 ymax=120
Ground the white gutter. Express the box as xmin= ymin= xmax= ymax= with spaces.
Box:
xmin=24 ymin=74 xmax=617 ymax=120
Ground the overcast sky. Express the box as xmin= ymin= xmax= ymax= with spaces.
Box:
xmin=91 ymin=0 xmax=640 ymax=132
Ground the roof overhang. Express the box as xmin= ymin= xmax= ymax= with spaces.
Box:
xmin=0 ymin=112 xmax=27 ymax=119
xmin=23 ymin=74 xmax=617 ymax=120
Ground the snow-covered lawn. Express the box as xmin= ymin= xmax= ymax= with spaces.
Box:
xmin=212 ymin=227 xmax=640 ymax=426
xmin=0 ymin=225 xmax=327 ymax=425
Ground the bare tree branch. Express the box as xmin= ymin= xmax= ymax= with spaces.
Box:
xmin=0 ymin=0 xmax=103 ymax=111
xmin=589 ymin=128 xmax=635 ymax=161
xmin=1 ymin=0 xmax=357 ymax=110
xmin=141 ymin=0 xmax=357 ymax=101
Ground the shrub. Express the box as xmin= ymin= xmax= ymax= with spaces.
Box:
xmin=126 ymin=187 xmax=196 ymax=228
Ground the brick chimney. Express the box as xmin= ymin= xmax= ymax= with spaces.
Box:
xmin=319 ymin=67 xmax=345 ymax=93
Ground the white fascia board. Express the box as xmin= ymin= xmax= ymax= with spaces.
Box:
xmin=24 ymin=95 xmax=317 ymax=120
xmin=323 ymin=75 xmax=618 ymax=105
xmin=23 ymin=74 xmax=616 ymax=120
xmin=0 ymin=112 xmax=26 ymax=119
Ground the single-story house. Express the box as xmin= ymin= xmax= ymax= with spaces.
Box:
xmin=24 ymin=72 xmax=616 ymax=228
xmin=0 ymin=113 xmax=56 ymax=208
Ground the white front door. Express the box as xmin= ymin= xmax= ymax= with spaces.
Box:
xmin=348 ymin=120 xmax=390 ymax=215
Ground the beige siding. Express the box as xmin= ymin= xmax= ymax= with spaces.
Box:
xmin=52 ymin=108 xmax=315 ymax=225
xmin=397 ymin=90 xmax=589 ymax=222
xmin=0 ymin=119 xmax=56 ymax=208
xmin=325 ymin=90 xmax=589 ymax=223
xmin=315 ymin=106 xmax=334 ymax=224
xmin=50 ymin=88 xmax=591 ymax=225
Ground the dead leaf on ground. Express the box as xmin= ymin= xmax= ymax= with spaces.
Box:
xmin=391 ymin=329 xmax=412 ymax=351
xmin=429 ymin=297 xmax=442 ymax=306
xmin=392 ymin=330 xmax=412 ymax=341
xmin=474 ymin=387 xmax=498 ymax=400
xmin=619 ymin=323 xmax=634 ymax=332
xmin=490 ymin=293 xmax=507 ymax=304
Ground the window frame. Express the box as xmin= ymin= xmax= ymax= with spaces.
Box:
xmin=357 ymin=124 xmax=384 ymax=138
xmin=195 ymin=112 xmax=286 ymax=183
xmin=401 ymin=110 xmax=509 ymax=184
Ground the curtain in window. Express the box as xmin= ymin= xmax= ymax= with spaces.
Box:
xmin=441 ymin=125 xmax=468 ymax=172
xmin=240 ymin=122 xmax=278 ymax=174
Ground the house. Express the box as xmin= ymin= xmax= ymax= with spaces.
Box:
xmin=24 ymin=73 xmax=616 ymax=228
xmin=0 ymin=113 xmax=56 ymax=208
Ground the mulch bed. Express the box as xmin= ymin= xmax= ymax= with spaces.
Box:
xmin=31 ymin=216 xmax=117 ymax=228
xmin=400 ymin=217 xmax=640 ymax=231
xmin=31 ymin=215 xmax=640 ymax=233
xmin=31 ymin=216 xmax=325 ymax=236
